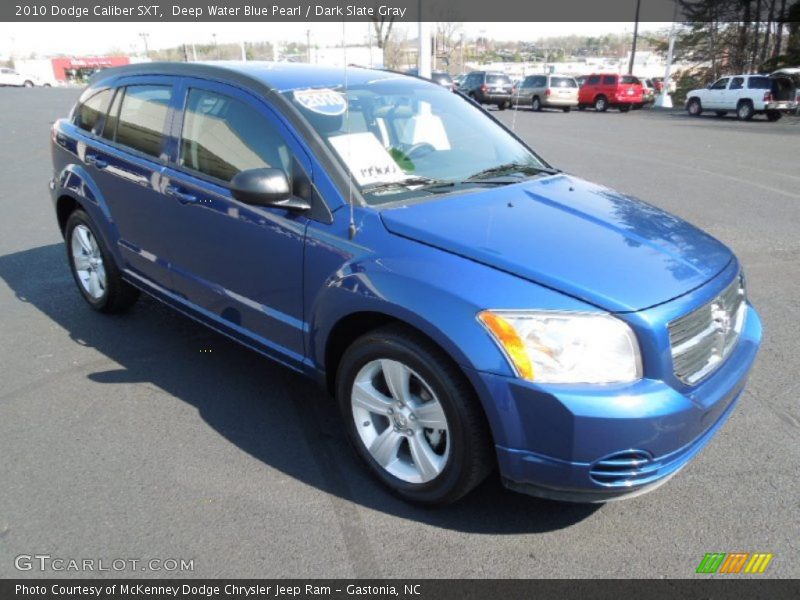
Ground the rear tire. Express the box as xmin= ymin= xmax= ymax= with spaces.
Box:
xmin=619 ymin=104 xmax=631 ymax=113
xmin=65 ymin=209 xmax=140 ymax=313
xmin=23 ymin=80 xmax=34 ymax=88
xmin=594 ymin=95 xmax=608 ymax=112
xmin=562 ymin=106 xmax=571 ymax=113
xmin=687 ymin=97 xmax=702 ymax=116
xmin=497 ymin=101 xmax=507 ymax=110
xmin=736 ymin=100 xmax=754 ymax=121
xmin=766 ymin=110 xmax=782 ymax=122
xmin=336 ymin=325 xmax=494 ymax=505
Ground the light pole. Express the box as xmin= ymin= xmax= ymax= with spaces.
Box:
xmin=654 ymin=0 xmax=679 ymax=109
xmin=138 ymin=32 xmax=150 ymax=58
xmin=212 ymin=33 xmax=218 ymax=59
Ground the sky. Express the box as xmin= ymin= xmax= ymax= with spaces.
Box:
xmin=0 ymin=22 xmax=670 ymax=59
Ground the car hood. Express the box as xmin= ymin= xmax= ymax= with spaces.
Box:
xmin=380 ymin=175 xmax=733 ymax=313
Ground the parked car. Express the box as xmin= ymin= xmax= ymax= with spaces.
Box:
xmin=639 ymin=78 xmax=657 ymax=107
xmin=686 ymin=73 xmax=798 ymax=121
xmin=459 ymin=70 xmax=514 ymax=109
xmin=50 ymin=62 xmax=761 ymax=505
xmin=651 ymin=77 xmax=676 ymax=94
xmin=452 ymin=73 xmax=468 ymax=90
xmin=578 ymin=73 xmax=644 ymax=112
xmin=512 ymin=73 xmax=579 ymax=112
xmin=405 ymin=68 xmax=455 ymax=91
xmin=0 ymin=67 xmax=39 ymax=87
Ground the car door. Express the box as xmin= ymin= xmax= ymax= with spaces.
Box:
xmin=516 ymin=76 xmax=535 ymax=105
xmin=160 ymin=79 xmax=312 ymax=365
xmin=725 ymin=76 xmax=745 ymax=110
xmin=704 ymin=77 xmax=730 ymax=109
xmin=78 ymin=78 xmax=180 ymax=286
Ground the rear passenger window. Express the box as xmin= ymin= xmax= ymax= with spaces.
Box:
xmin=603 ymin=75 xmax=617 ymax=85
xmin=551 ymin=77 xmax=577 ymax=88
xmin=730 ymin=77 xmax=745 ymax=90
xmin=115 ymin=85 xmax=172 ymax=158
xmin=179 ymin=89 xmax=292 ymax=183
xmin=587 ymin=76 xmax=601 ymax=85
xmin=75 ymin=89 xmax=112 ymax=133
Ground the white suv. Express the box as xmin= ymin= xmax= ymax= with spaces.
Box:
xmin=686 ymin=73 xmax=798 ymax=121
xmin=0 ymin=68 xmax=37 ymax=87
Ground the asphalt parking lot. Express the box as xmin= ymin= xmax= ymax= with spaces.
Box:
xmin=0 ymin=88 xmax=798 ymax=579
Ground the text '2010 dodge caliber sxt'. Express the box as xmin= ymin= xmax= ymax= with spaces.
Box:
xmin=49 ymin=62 xmax=762 ymax=504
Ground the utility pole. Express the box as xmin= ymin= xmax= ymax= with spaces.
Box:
xmin=306 ymin=29 xmax=311 ymax=63
xmin=654 ymin=0 xmax=679 ymax=108
xmin=212 ymin=33 xmax=218 ymax=59
xmin=627 ymin=0 xmax=641 ymax=74
xmin=240 ymin=40 xmax=247 ymax=61
xmin=418 ymin=22 xmax=432 ymax=78
xmin=138 ymin=32 xmax=150 ymax=58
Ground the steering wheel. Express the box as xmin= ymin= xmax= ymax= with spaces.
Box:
xmin=403 ymin=142 xmax=436 ymax=159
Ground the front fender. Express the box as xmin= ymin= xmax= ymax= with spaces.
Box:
xmin=52 ymin=163 xmax=123 ymax=266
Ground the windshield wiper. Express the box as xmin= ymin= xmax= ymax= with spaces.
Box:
xmin=361 ymin=176 xmax=450 ymax=195
xmin=464 ymin=162 xmax=560 ymax=183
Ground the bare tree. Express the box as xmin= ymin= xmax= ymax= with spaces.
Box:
xmin=370 ymin=17 xmax=395 ymax=50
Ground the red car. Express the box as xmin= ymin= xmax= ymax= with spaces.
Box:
xmin=578 ymin=73 xmax=644 ymax=112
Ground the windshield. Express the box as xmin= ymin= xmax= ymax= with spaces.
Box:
xmin=283 ymin=77 xmax=548 ymax=206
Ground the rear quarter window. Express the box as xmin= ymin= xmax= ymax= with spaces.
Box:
xmin=747 ymin=77 xmax=771 ymax=90
xmin=114 ymin=85 xmax=173 ymax=158
xmin=602 ymin=75 xmax=617 ymax=85
xmin=74 ymin=89 xmax=112 ymax=133
xmin=620 ymin=76 xmax=639 ymax=84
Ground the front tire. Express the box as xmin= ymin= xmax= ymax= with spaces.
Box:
xmin=687 ymin=97 xmax=702 ymax=116
xmin=531 ymin=96 xmax=542 ymax=111
xmin=23 ymin=80 xmax=34 ymax=88
xmin=336 ymin=325 xmax=493 ymax=505
xmin=562 ymin=106 xmax=571 ymax=113
xmin=65 ymin=210 xmax=139 ymax=313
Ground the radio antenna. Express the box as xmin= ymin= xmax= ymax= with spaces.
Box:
xmin=342 ymin=21 xmax=357 ymax=240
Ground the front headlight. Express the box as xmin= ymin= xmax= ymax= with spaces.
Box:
xmin=477 ymin=310 xmax=642 ymax=384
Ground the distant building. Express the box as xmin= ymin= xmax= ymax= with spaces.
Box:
xmin=14 ymin=56 xmax=135 ymax=86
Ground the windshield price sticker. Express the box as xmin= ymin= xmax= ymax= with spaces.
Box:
xmin=294 ymin=88 xmax=347 ymax=116
xmin=329 ymin=133 xmax=412 ymax=186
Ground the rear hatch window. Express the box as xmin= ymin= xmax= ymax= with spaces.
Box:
xmin=433 ymin=73 xmax=453 ymax=85
xmin=486 ymin=74 xmax=512 ymax=89
xmin=620 ymin=76 xmax=640 ymax=85
xmin=550 ymin=77 xmax=577 ymax=88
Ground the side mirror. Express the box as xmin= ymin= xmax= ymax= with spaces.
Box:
xmin=230 ymin=168 xmax=310 ymax=211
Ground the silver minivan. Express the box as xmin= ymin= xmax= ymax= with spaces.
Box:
xmin=512 ymin=74 xmax=579 ymax=112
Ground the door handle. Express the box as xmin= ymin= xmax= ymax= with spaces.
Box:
xmin=165 ymin=185 xmax=198 ymax=204
xmin=85 ymin=154 xmax=108 ymax=169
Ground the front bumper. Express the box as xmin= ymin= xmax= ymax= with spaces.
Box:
xmin=466 ymin=305 xmax=762 ymax=502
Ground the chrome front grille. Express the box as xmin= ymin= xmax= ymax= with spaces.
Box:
xmin=668 ymin=275 xmax=747 ymax=385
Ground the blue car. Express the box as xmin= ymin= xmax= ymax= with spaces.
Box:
xmin=50 ymin=62 xmax=762 ymax=504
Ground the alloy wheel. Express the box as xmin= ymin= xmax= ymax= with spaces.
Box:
xmin=71 ymin=224 xmax=107 ymax=300
xmin=351 ymin=359 xmax=450 ymax=484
